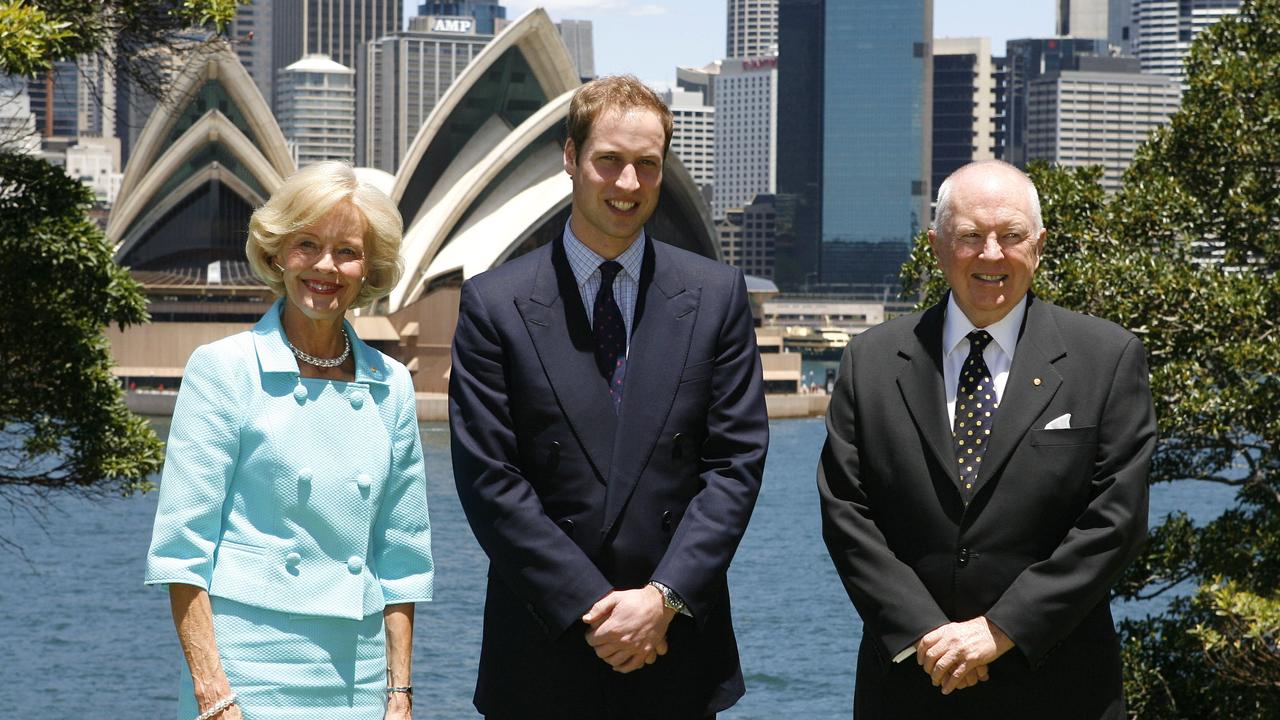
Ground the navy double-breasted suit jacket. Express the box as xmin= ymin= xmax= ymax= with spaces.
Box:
xmin=449 ymin=237 xmax=768 ymax=718
xmin=818 ymin=294 xmax=1156 ymax=720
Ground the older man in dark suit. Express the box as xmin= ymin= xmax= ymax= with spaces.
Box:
xmin=818 ymin=160 xmax=1156 ymax=719
xmin=449 ymin=75 xmax=768 ymax=720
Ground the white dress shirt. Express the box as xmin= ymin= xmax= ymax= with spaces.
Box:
xmin=942 ymin=293 xmax=1027 ymax=428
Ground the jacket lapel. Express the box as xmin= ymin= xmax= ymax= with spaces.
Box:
xmin=515 ymin=240 xmax=618 ymax=483
xmin=896 ymin=299 xmax=959 ymax=483
xmin=971 ymin=295 xmax=1065 ymax=496
xmin=603 ymin=240 xmax=700 ymax=534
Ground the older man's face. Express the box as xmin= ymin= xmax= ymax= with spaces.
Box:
xmin=929 ymin=167 xmax=1045 ymax=328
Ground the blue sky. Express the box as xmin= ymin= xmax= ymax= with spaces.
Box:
xmin=406 ymin=1 xmax=1056 ymax=87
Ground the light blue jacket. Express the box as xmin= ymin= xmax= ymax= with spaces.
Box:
xmin=145 ymin=300 xmax=433 ymax=620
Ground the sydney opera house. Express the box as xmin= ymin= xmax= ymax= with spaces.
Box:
xmin=105 ymin=9 xmax=723 ymax=395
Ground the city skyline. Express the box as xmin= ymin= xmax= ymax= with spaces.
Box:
xmin=405 ymin=0 xmax=1056 ymax=87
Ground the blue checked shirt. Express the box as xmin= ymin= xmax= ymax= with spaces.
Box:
xmin=563 ymin=222 xmax=644 ymax=353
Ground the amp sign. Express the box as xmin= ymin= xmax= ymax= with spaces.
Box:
xmin=432 ymin=17 xmax=475 ymax=33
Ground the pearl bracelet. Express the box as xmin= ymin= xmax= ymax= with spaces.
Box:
xmin=194 ymin=692 xmax=237 ymax=720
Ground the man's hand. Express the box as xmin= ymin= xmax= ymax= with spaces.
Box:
xmin=582 ymin=586 xmax=675 ymax=673
xmin=916 ymin=616 xmax=1013 ymax=694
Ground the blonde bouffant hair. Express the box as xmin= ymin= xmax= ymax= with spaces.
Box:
xmin=246 ymin=162 xmax=404 ymax=309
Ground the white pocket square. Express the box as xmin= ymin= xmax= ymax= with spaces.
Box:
xmin=1044 ymin=413 xmax=1072 ymax=430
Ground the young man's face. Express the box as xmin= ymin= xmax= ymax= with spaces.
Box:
xmin=563 ymin=107 xmax=666 ymax=258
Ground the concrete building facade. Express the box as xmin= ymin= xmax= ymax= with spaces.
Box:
xmin=712 ymin=56 xmax=777 ymax=221
xmin=1131 ymin=0 xmax=1241 ymax=82
xmin=931 ymin=37 xmax=1000 ymax=200
xmin=359 ymin=15 xmax=492 ymax=172
xmin=556 ymin=19 xmax=595 ymax=81
xmin=1004 ymin=37 xmax=1111 ymax=167
xmin=276 ymin=54 xmax=356 ymax=165
xmin=1027 ymin=60 xmax=1180 ymax=192
xmin=663 ymin=88 xmax=715 ymax=200
xmin=727 ymin=0 xmax=779 ymax=59
xmin=717 ymin=194 xmax=776 ymax=280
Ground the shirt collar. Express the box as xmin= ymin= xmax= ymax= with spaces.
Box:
xmin=251 ymin=298 xmax=390 ymax=385
xmin=563 ymin=221 xmax=645 ymax=289
xmin=942 ymin=292 xmax=1027 ymax=360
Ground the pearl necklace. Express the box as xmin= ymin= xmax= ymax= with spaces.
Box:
xmin=287 ymin=330 xmax=351 ymax=368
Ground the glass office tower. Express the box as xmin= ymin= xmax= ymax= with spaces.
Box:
xmin=777 ymin=0 xmax=931 ymax=292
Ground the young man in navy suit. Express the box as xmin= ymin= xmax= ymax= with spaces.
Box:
xmin=819 ymin=160 xmax=1156 ymax=719
xmin=449 ymin=75 xmax=768 ymax=719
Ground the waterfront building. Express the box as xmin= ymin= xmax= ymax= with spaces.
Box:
xmin=1131 ymin=0 xmax=1241 ymax=82
xmin=417 ymin=1 xmax=507 ymax=34
xmin=727 ymin=0 xmax=778 ymax=58
xmin=676 ymin=61 xmax=720 ymax=106
xmin=718 ymin=194 xmax=777 ymax=280
xmin=0 ymin=76 xmax=39 ymax=154
xmin=1027 ymin=56 xmax=1180 ymax=192
xmin=276 ymin=54 xmax=356 ymax=165
xmin=65 ymin=136 xmax=124 ymax=205
xmin=662 ymin=87 xmax=714 ymax=200
xmin=931 ymin=37 xmax=1001 ymax=200
xmin=26 ymin=56 xmax=115 ymax=141
xmin=107 ymin=13 xmax=717 ymax=394
xmin=1004 ymin=37 xmax=1111 ymax=167
xmin=556 ymin=20 xmax=595 ymax=81
xmin=231 ymin=0 xmax=274 ymax=104
xmin=712 ymin=56 xmax=776 ymax=221
xmin=1056 ymin=0 xmax=1133 ymax=47
xmin=359 ymin=15 xmax=493 ymax=171
xmin=776 ymin=0 xmax=931 ymax=291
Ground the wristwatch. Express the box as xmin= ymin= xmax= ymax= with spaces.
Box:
xmin=648 ymin=580 xmax=687 ymax=615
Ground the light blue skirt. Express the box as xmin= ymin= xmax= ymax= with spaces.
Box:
xmin=177 ymin=597 xmax=386 ymax=720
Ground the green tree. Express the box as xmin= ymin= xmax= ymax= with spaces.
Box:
xmin=902 ymin=2 xmax=1280 ymax=715
xmin=0 ymin=1 xmax=240 ymax=520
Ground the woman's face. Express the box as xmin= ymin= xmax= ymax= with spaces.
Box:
xmin=276 ymin=201 xmax=368 ymax=323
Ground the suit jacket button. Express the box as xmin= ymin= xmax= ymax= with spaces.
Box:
xmin=662 ymin=510 xmax=673 ymax=531
xmin=293 ymin=384 xmax=308 ymax=401
xmin=672 ymin=433 xmax=685 ymax=459
xmin=347 ymin=556 xmax=364 ymax=573
xmin=957 ymin=547 xmax=971 ymax=567
xmin=286 ymin=552 xmax=301 ymax=566
xmin=558 ymin=518 xmax=574 ymax=536
xmin=547 ymin=441 xmax=561 ymax=469
xmin=356 ymin=473 xmax=372 ymax=490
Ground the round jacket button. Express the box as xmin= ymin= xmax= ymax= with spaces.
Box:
xmin=286 ymin=552 xmax=301 ymax=566
xmin=347 ymin=556 xmax=364 ymax=573
xmin=293 ymin=384 xmax=308 ymax=401
xmin=356 ymin=473 xmax=372 ymax=490
xmin=297 ymin=468 xmax=313 ymax=484
xmin=349 ymin=393 xmax=364 ymax=409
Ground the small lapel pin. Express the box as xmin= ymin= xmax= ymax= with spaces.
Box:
xmin=1033 ymin=377 xmax=1042 ymax=386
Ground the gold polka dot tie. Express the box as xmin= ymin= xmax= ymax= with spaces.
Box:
xmin=954 ymin=330 xmax=999 ymax=502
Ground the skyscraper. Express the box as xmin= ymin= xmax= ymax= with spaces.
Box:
xmin=556 ymin=20 xmax=596 ymax=81
xmin=662 ymin=87 xmax=715 ymax=199
xmin=727 ymin=0 xmax=778 ymax=59
xmin=1131 ymin=0 xmax=1241 ymax=81
xmin=359 ymin=15 xmax=493 ymax=171
xmin=932 ymin=37 xmax=1000 ymax=200
xmin=776 ymin=0 xmax=931 ymax=291
xmin=232 ymin=0 xmax=274 ymax=104
xmin=271 ymin=0 xmax=402 ymax=109
xmin=277 ymin=54 xmax=357 ymax=165
xmin=1027 ymin=56 xmax=1180 ymax=192
xmin=712 ymin=56 xmax=777 ymax=220
xmin=1004 ymin=37 xmax=1111 ymax=167
xmin=1055 ymin=0 xmax=1134 ymax=48
xmin=418 ymin=1 xmax=507 ymax=34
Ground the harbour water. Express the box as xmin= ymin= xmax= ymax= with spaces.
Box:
xmin=0 ymin=419 xmax=1235 ymax=718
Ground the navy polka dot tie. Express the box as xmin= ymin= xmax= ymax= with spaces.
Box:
xmin=593 ymin=261 xmax=627 ymax=413
xmin=954 ymin=330 xmax=999 ymax=502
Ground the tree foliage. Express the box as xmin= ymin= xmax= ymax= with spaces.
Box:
xmin=0 ymin=152 xmax=162 ymax=498
xmin=901 ymin=1 xmax=1280 ymax=714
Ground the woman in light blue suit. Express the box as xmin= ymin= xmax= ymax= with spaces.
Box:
xmin=145 ymin=162 xmax=433 ymax=720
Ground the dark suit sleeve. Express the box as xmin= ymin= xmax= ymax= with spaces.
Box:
xmin=817 ymin=342 xmax=953 ymax=658
xmin=986 ymin=335 xmax=1155 ymax=664
xmin=651 ymin=269 xmax=768 ymax=626
xmin=449 ymin=279 xmax=613 ymax=637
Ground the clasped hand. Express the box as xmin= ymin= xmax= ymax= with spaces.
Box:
xmin=916 ymin=616 xmax=1013 ymax=695
xmin=582 ymin=586 xmax=675 ymax=673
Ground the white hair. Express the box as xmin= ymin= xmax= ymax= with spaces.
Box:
xmin=933 ymin=160 xmax=1043 ymax=235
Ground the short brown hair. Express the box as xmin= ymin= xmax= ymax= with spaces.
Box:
xmin=566 ymin=75 xmax=674 ymax=159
